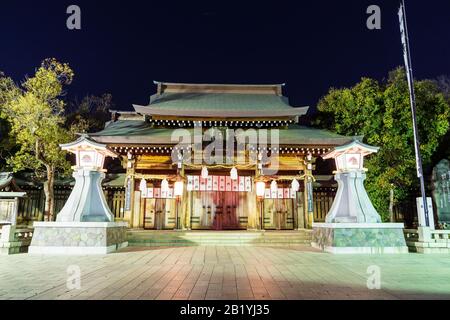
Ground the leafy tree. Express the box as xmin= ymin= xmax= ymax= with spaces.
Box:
xmin=315 ymin=67 xmax=450 ymax=221
xmin=0 ymin=59 xmax=83 ymax=221
xmin=0 ymin=72 xmax=20 ymax=170
xmin=66 ymin=93 xmax=114 ymax=133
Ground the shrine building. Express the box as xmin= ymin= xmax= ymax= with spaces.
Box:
xmin=88 ymin=82 xmax=353 ymax=231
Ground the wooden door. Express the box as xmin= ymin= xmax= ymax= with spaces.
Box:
xmin=144 ymin=199 xmax=156 ymax=230
xmin=212 ymin=192 xmax=224 ymax=230
xmin=263 ymin=199 xmax=295 ymax=230
xmin=223 ymin=192 xmax=239 ymax=229
xmin=143 ymin=198 xmax=177 ymax=230
xmin=190 ymin=191 xmax=241 ymax=230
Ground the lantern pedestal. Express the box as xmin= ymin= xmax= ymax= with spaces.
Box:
xmin=29 ymin=222 xmax=128 ymax=255
xmin=57 ymin=169 xmax=114 ymax=223
xmin=312 ymin=223 xmax=409 ymax=254
xmin=326 ymin=171 xmax=382 ymax=223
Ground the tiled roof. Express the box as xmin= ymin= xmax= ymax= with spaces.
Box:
xmin=90 ymin=120 xmax=353 ymax=146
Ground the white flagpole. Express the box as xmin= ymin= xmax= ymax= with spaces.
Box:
xmin=398 ymin=0 xmax=430 ymax=227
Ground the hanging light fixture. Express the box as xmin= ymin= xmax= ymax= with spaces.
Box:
xmin=174 ymin=180 xmax=184 ymax=198
xmin=139 ymin=179 xmax=147 ymax=193
xmin=256 ymin=181 xmax=266 ymax=199
xmin=161 ymin=179 xmax=169 ymax=193
xmin=291 ymin=179 xmax=300 ymax=192
xmin=230 ymin=167 xmax=238 ymax=180
xmin=201 ymin=166 xmax=209 ymax=179
xmin=271 ymin=180 xmax=278 ymax=193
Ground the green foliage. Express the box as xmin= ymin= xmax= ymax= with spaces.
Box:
xmin=0 ymin=59 xmax=77 ymax=179
xmin=315 ymin=67 xmax=450 ymax=221
xmin=66 ymin=93 xmax=114 ymax=133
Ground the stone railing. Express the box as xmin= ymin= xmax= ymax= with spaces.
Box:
xmin=0 ymin=225 xmax=34 ymax=255
xmin=404 ymin=228 xmax=450 ymax=253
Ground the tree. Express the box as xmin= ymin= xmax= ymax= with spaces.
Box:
xmin=315 ymin=67 xmax=450 ymax=221
xmin=66 ymin=93 xmax=114 ymax=133
xmin=0 ymin=72 xmax=20 ymax=170
xmin=0 ymin=59 xmax=82 ymax=221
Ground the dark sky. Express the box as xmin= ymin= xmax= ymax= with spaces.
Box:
xmin=1 ymin=0 xmax=449 ymax=111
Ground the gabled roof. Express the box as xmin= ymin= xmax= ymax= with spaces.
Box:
xmin=89 ymin=120 xmax=354 ymax=147
xmin=133 ymin=82 xmax=309 ymax=119
xmin=323 ymin=140 xmax=379 ymax=159
xmin=0 ymin=172 xmax=24 ymax=192
xmin=60 ymin=134 xmax=118 ymax=158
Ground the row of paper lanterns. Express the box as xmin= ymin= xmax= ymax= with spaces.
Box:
xmin=139 ymin=166 xmax=301 ymax=199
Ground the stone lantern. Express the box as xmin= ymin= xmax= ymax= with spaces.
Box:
xmin=311 ymin=140 xmax=408 ymax=254
xmin=322 ymin=140 xmax=381 ymax=223
xmin=29 ymin=135 xmax=128 ymax=255
xmin=57 ymin=135 xmax=118 ymax=222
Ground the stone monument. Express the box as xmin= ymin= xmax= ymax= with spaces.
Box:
xmin=29 ymin=135 xmax=128 ymax=255
xmin=312 ymin=140 xmax=408 ymax=254
xmin=432 ymin=159 xmax=450 ymax=229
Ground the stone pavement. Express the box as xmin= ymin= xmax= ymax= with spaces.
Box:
xmin=1 ymin=246 xmax=450 ymax=300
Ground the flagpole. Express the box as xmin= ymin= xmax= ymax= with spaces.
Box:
xmin=398 ymin=0 xmax=430 ymax=227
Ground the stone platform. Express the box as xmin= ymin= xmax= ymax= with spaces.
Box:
xmin=405 ymin=228 xmax=450 ymax=254
xmin=312 ymin=223 xmax=409 ymax=254
xmin=28 ymin=222 xmax=128 ymax=255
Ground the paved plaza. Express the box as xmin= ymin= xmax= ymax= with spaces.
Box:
xmin=1 ymin=246 xmax=450 ymax=300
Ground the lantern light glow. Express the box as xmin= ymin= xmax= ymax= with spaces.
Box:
xmin=174 ymin=181 xmax=184 ymax=197
xmin=271 ymin=180 xmax=278 ymax=193
xmin=139 ymin=179 xmax=147 ymax=193
xmin=230 ymin=167 xmax=238 ymax=180
xmin=201 ymin=167 xmax=209 ymax=179
xmin=291 ymin=179 xmax=300 ymax=192
xmin=256 ymin=181 xmax=266 ymax=198
xmin=161 ymin=179 xmax=170 ymax=193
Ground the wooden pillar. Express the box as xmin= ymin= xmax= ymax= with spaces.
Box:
xmin=247 ymin=190 xmax=258 ymax=230
xmin=133 ymin=191 xmax=142 ymax=228
xmin=184 ymin=190 xmax=192 ymax=230
xmin=304 ymin=171 xmax=314 ymax=229
xmin=124 ymin=156 xmax=136 ymax=227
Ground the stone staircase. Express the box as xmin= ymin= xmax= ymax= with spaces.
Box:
xmin=127 ymin=230 xmax=312 ymax=247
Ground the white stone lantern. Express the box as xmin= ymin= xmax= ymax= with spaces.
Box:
xmin=311 ymin=140 xmax=408 ymax=254
xmin=57 ymin=135 xmax=118 ymax=223
xmin=322 ymin=140 xmax=381 ymax=223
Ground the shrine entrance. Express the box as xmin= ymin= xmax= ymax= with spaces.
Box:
xmin=263 ymin=199 xmax=295 ymax=230
xmin=143 ymin=198 xmax=177 ymax=230
xmin=190 ymin=191 xmax=249 ymax=230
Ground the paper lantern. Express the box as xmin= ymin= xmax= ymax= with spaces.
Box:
xmin=174 ymin=181 xmax=184 ymax=197
xmin=230 ymin=167 xmax=238 ymax=180
xmin=256 ymin=181 xmax=266 ymax=198
xmin=201 ymin=166 xmax=209 ymax=179
xmin=291 ymin=179 xmax=300 ymax=192
xmin=161 ymin=179 xmax=170 ymax=193
xmin=270 ymin=180 xmax=278 ymax=193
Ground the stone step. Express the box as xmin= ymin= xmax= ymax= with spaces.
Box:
xmin=127 ymin=230 xmax=312 ymax=247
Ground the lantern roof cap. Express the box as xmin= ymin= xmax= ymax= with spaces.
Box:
xmin=322 ymin=140 xmax=379 ymax=160
xmin=60 ymin=134 xmax=118 ymax=158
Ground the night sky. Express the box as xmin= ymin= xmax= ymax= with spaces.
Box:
xmin=1 ymin=0 xmax=449 ymax=112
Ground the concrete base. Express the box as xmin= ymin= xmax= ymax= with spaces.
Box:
xmin=312 ymin=223 xmax=409 ymax=254
xmin=28 ymin=221 xmax=128 ymax=255
xmin=408 ymin=243 xmax=450 ymax=254
xmin=0 ymin=225 xmax=33 ymax=255
xmin=0 ymin=241 xmax=30 ymax=255
xmin=406 ymin=227 xmax=450 ymax=254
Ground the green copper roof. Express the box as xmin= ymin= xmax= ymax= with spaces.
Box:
xmin=134 ymin=93 xmax=308 ymax=118
xmin=90 ymin=120 xmax=353 ymax=146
